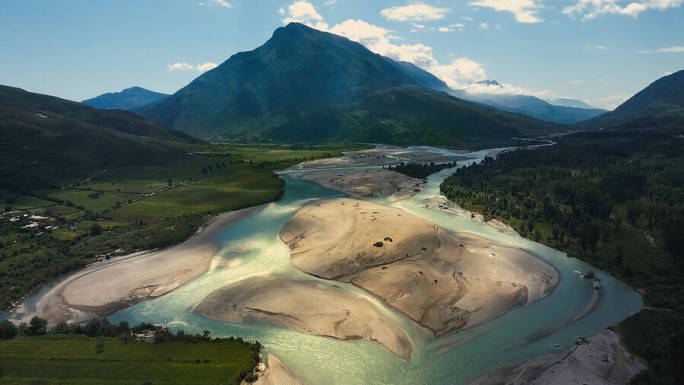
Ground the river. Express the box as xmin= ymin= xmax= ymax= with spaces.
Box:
xmin=13 ymin=146 xmax=644 ymax=384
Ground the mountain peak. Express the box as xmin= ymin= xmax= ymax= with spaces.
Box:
xmin=475 ymin=80 xmax=502 ymax=87
xmin=82 ymin=86 xmax=169 ymax=111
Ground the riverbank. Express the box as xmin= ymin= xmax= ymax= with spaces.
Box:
xmin=469 ymin=329 xmax=646 ymax=385
xmin=285 ymin=145 xmax=465 ymax=200
xmin=19 ymin=206 xmax=264 ymax=324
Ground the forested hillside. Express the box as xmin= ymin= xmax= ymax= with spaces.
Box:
xmin=440 ymin=128 xmax=684 ymax=384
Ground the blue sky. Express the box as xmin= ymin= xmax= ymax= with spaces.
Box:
xmin=1 ymin=0 xmax=682 ymax=109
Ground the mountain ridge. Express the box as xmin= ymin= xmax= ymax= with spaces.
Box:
xmin=137 ymin=22 xmax=562 ymax=143
xmin=583 ymin=69 xmax=684 ymax=128
xmin=82 ymin=86 xmax=169 ymax=110
xmin=0 ymin=85 xmax=197 ymax=189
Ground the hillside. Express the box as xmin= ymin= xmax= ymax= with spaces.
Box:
xmin=137 ymin=23 xmax=561 ymax=143
xmin=583 ymin=69 xmax=684 ymax=128
xmin=0 ymin=85 xmax=197 ymax=190
xmin=453 ymin=82 xmax=606 ymax=125
xmin=82 ymin=86 xmax=169 ymax=110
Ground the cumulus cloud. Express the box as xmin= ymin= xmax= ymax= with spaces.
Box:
xmin=281 ymin=0 xmax=329 ymax=30
xmin=168 ymin=62 xmax=218 ymax=72
xmin=640 ymin=45 xmax=684 ymax=53
xmin=278 ymin=1 xmax=496 ymax=90
xmin=470 ymin=0 xmax=543 ymax=23
xmin=563 ymin=0 xmax=683 ymax=20
xmin=197 ymin=62 xmax=218 ymax=71
xmin=330 ymin=19 xmax=438 ymax=67
xmin=465 ymin=80 xmax=532 ymax=95
xmin=380 ymin=3 xmax=450 ymax=22
xmin=199 ymin=0 xmax=232 ymax=9
xmin=430 ymin=59 xmax=489 ymax=89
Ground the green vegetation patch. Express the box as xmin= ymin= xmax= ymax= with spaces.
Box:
xmin=0 ymin=334 xmax=255 ymax=385
xmin=440 ymin=128 xmax=684 ymax=384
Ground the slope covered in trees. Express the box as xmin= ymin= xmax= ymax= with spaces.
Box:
xmin=440 ymin=127 xmax=683 ymax=384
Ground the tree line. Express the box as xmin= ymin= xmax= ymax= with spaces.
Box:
xmin=440 ymin=131 xmax=684 ymax=385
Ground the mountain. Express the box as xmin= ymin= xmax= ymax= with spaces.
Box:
xmin=82 ymin=86 xmax=169 ymax=110
xmin=137 ymin=22 xmax=560 ymax=143
xmin=550 ymin=98 xmax=596 ymax=109
xmin=453 ymin=82 xmax=606 ymax=125
xmin=389 ymin=61 xmax=451 ymax=93
xmin=583 ymin=69 xmax=684 ymax=128
xmin=0 ymin=85 xmax=197 ymax=189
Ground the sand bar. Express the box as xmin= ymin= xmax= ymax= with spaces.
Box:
xmin=253 ymin=354 xmax=307 ymax=385
xmin=280 ymin=198 xmax=558 ymax=335
xmin=32 ymin=206 xmax=264 ymax=324
xmin=284 ymin=145 xmax=465 ymax=200
xmin=469 ymin=330 xmax=646 ymax=385
xmin=196 ymin=275 xmax=413 ymax=359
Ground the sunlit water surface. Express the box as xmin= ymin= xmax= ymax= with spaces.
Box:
xmin=16 ymin=147 xmax=643 ymax=384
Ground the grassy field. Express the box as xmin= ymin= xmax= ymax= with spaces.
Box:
xmin=0 ymin=335 xmax=254 ymax=385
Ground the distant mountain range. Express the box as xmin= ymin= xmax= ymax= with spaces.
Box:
xmin=136 ymin=22 xmax=561 ymax=143
xmin=453 ymin=81 xmax=606 ymax=125
xmin=582 ymin=69 xmax=684 ymax=129
xmin=82 ymin=86 xmax=169 ymax=110
xmin=0 ymin=85 xmax=196 ymax=189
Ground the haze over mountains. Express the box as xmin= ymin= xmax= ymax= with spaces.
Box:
xmin=136 ymin=22 xmax=560 ymax=143
xmin=582 ymin=69 xmax=684 ymax=129
xmin=453 ymin=80 xmax=606 ymax=125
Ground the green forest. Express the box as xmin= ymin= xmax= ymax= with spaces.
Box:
xmin=440 ymin=128 xmax=684 ymax=385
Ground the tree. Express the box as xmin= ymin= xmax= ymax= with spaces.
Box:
xmin=90 ymin=223 xmax=103 ymax=236
xmin=26 ymin=316 xmax=48 ymax=335
xmin=663 ymin=218 xmax=684 ymax=261
xmin=0 ymin=320 xmax=18 ymax=340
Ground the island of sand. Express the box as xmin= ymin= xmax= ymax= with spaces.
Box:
xmin=30 ymin=206 xmax=263 ymax=324
xmin=196 ymin=276 xmax=412 ymax=359
xmin=280 ymin=198 xmax=559 ymax=335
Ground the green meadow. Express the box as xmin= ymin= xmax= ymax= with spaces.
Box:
xmin=0 ymin=335 xmax=254 ymax=385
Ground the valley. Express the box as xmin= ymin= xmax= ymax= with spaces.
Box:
xmin=0 ymin=8 xmax=682 ymax=385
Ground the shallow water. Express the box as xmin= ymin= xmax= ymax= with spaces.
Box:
xmin=12 ymin=147 xmax=643 ymax=384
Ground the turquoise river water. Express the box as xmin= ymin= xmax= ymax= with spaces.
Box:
xmin=13 ymin=147 xmax=643 ymax=384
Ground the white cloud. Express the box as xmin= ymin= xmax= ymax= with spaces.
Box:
xmin=480 ymin=22 xmax=490 ymax=29
xmin=168 ymin=62 xmax=195 ymax=72
xmin=430 ymin=59 xmax=488 ymax=89
xmin=199 ymin=0 xmax=232 ymax=9
xmin=329 ymin=19 xmax=438 ymax=67
xmin=380 ymin=4 xmax=450 ymax=22
xmin=470 ymin=0 xmax=543 ymax=23
xmin=570 ymin=80 xmax=583 ymax=86
xmin=437 ymin=23 xmax=465 ymax=32
xmin=168 ymin=62 xmax=217 ymax=72
xmin=465 ymin=81 xmax=531 ymax=95
xmin=563 ymin=0 xmax=683 ymax=20
xmin=197 ymin=62 xmax=218 ymax=71
xmin=278 ymin=2 xmax=499 ymax=92
xmin=281 ymin=0 xmax=329 ymax=30
xmin=589 ymin=44 xmax=608 ymax=50
xmin=640 ymin=45 xmax=684 ymax=53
